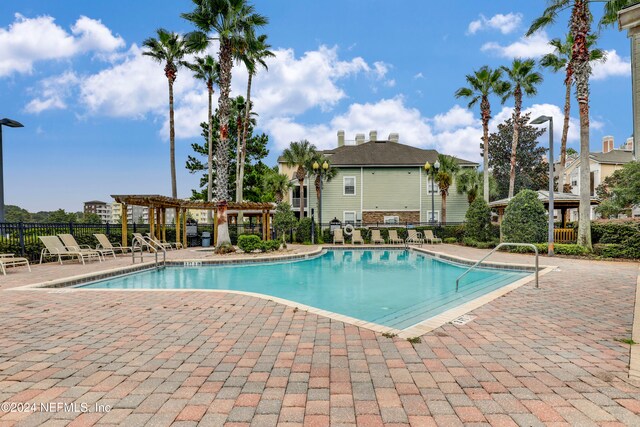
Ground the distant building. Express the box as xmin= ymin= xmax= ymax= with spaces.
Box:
xmin=84 ymin=201 xmax=111 ymax=223
xmin=109 ymin=203 xmax=150 ymax=224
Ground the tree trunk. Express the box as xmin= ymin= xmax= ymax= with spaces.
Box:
xmin=573 ymin=0 xmax=592 ymax=250
xmin=215 ymin=40 xmax=233 ymax=246
xmin=168 ymin=78 xmax=177 ymax=199
xmin=558 ymin=72 xmax=572 ymax=193
xmin=508 ymin=87 xmax=522 ymax=199
xmin=237 ymin=73 xmax=253 ymax=205
xmin=441 ymin=192 xmax=447 ymax=224
xmin=206 ymin=84 xmax=214 ymax=223
xmin=481 ymin=96 xmax=491 ymax=202
xmin=298 ymin=178 xmax=304 ymax=220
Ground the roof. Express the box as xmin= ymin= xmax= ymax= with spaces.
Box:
xmin=111 ymin=195 xmax=274 ymax=211
xmin=589 ymin=150 xmax=634 ymax=164
xmin=278 ymin=140 xmax=478 ymax=167
xmin=84 ymin=200 xmax=107 ymax=205
xmin=489 ymin=190 xmax=599 ymax=209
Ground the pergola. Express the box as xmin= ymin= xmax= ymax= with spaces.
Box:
xmin=111 ymin=195 xmax=274 ymax=247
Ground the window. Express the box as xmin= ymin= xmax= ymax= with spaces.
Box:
xmin=291 ymin=186 xmax=306 ymax=208
xmin=383 ymin=216 xmax=399 ymax=224
xmin=426 ymin=178 xmax=440 ymax=194
xmin=426 ymin=211 xmax=440 ymax=222
xmin=343 ymin=176 xmax=356 ymax=195
xmin=343 ymin=211 xmax=356 ymax=224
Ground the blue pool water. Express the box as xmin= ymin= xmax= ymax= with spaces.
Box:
xmin=83 ymin=250 xmax=529 ymax=329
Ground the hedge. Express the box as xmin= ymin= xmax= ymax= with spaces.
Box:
xmin=501 ymin=189 xmax=547 ymax=243
xmin=465 ymin=199 xmax=492 ymax=242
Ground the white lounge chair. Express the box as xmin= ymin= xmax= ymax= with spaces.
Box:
xmin=132 ymin=233 xmax=154 ymax=252
xmin=405 ymin=229 xmax=424 ymax=246
xmin=146 ymin=233 xmax=182 ymax=249
xmin=333 ymin=228 xmax=345 ymax=244
xmin=0 ymin=253 xmax=31 ymax=275
xmin=423 ymin=230 xmax=442 ymax=244
xmin=39 ymin=236 xmax=101 ymax=265
xmin=145 ymin=233 xmax=173 ymax=250
xmin=351 ymin=229 xmax=364 ymax=245
xmin=388 ymin=230 xmax=404 ymax=245
xmin=94 ymin=233 xmax=133 ymax=254
xmin=58 ymin=234 xmax=115 ymax=260
xmin=370 ymin=229 xmax=385 ymax=245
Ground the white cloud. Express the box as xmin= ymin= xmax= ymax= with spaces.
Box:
xmin=0 ymin=13 xmax=124 ymax=77
xmin=432 ymin=105 xmax=478 ymax=132
xmin=24 ymin=71 xmax=79 ymax=113
xmin=591 ymin=50 xmax=631 ymax=80
xmin=468 ymin=13 xmax=522 ymax=35
xmin=413 ymin=72 xmax=424 ymax=79
xmin=481 ymin=31 xmax=553 ymax=58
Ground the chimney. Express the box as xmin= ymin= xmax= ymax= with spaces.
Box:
xmin=388 ymin=132 xmax=399 ymax=143
xmin=337 ymin=130 xmax=345 ymax=147
xmin=369 ymin=130 xmax=377 ymax=142
xmin=602 ymin=135 xmax=614 ymax=153
xmin=624 ymin=136 xmax=634 ymax=152
xmin=355 ymin=133 xmax=365 ymax=145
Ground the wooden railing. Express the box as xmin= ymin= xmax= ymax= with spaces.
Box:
xmin=555 ymin=228 xmax=576 ymax=243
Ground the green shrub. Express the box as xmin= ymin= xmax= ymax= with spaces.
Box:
xmin=506 ymin=243 xmax=589 ymax=256
xmin=465 ymin=198 xmax=492 ymax=242
xmin=444 ymin=237 xmax=458 ymax=244
xmin=237 ymin=235 xmax=262 ymax=253
xmin=260 ymin=240 xmax=281 ymax=252
xmin=462 ymin=237 xmax=478 ymax=247
xmin=273 ymin=203 xmax=298 ymax=243
xmin=295 ymin=218 xmax=313 ymax=243
xmin=501 ymin=189 xmax=547 ymax=243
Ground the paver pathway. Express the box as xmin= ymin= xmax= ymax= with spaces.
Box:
xmin=0 ymin=245 xmax=638 ymax=426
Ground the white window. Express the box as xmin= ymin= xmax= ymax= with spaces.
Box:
xmin=343 ymin=176 xmax=356 ymax=195
xmin=426 ymin=178 xmax=440 ymax=194
xmin=426 ymin=211 xmax=440 ymax=222
xmin=383 ymin=216 xmax=399 ymax=224
xmin=343 ymin=211 xmax=356 ymax=224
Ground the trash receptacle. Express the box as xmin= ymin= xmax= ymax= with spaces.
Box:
xmin=201 ymin=232 xmax=211 ymax=247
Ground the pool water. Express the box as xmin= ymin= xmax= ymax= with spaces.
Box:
xmin=83 ymin=250 xmax=529 ymax=330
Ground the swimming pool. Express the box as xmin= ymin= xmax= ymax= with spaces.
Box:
xmin=82 ymin=249 xmax=529 ymax=330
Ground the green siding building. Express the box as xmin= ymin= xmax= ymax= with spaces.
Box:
xmin=279 ymin=131 xmax=477 ymax=226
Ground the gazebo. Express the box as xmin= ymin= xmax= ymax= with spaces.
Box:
xmin=489 ymin=191 xmax=599 ymax=242
xmin=111 ymin=195 xmax=275 ymax=248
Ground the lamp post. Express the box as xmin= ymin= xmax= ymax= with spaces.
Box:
xmin=531 ymin=115 xmax=554 ymax=257
xmin=312 ymin=160 xmax=329 ymax=230
xmin=0 ymin=118 xmax=24 ymax=223
xmin=424 ymin=159 xmax=440 ymax=223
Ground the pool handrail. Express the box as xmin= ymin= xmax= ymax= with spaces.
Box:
xmin=455 ymin=243 xmax=539 ymax=292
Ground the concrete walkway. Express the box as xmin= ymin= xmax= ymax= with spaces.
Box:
xmin=0 ymin=244 xmax=638 ymax=426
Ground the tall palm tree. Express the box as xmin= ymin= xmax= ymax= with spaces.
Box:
xmin=183 ymin=55 xmax=219 ymax=223
xmin=281 ymin=140 xmax=317 ymax=220
xmin=434 ymin=155 xmax=460 ymax=224
xmin=263 ymin=171 xmax=292 ymax=204
xmin=183 ymin=0 xmax=268 ymax=246
xmin=456 ymin=168 xmax=481 ymax=204
xmin=307 ymin=153 xmax=338 ymax=226
xmin=236 ymin=34 xmax=274 ymax=206
xmin=143 ymin=28 xmax=200 ymax=198
xmin=527 ymin=0 xmax=631 ymax=250
xmin=455 ymin=66 xmax=510 ymax=203
xmin=540 ymin=34 xmax=605 ymax=193
xmin=501 ymin=59 xmax=543 ymax=199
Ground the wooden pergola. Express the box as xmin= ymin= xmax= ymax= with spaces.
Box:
xmin=111 ymin=195 xmax=275 ymax=247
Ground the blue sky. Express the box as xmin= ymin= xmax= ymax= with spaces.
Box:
xmin=1 ymin=1 xmax=633 ymax=211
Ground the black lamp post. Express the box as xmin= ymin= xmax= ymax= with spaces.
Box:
xmin=530 ymin=115 xmax=554 ymax=257
xmin=312 ymin=160 xmax=329 ymax=230
xmin=0 ymin=118 xmax=24 ymax=223
xmin=424 ymin=159 xmax=440 ymax=223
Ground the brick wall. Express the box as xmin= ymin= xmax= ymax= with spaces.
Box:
xmin=362 ymin=211 xmax=420 ymax=223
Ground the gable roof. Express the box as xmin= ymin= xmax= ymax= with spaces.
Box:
xmin=286 ymin=140 xmax=477 ymax=167
xmin=590 ymin=150 xmax=634 ymax=164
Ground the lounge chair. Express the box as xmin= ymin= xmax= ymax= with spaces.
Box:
xmin=132 ymin=233 xmax=154 ymax=252
xmin=370 ymin=229 xmax=385 ymax=245
xmin=423 ymin=230 xmax=442 ymax=244
xmin=146 ymin=234 xmax=182 ymax=249
xmin=94 ymin=233 xmax=133 ymax=254
xmin=145 ymin=233 xmax=173 ymax=250
xmin=39 ymin=236 xmax=101 ymax=264
xmin=58 ymin=234 xmax=115 ymax=260
xmin=0 ymin=253 xmax=31 ymax=275
xmin=405 ymin=229 xmax=425 ymax=246
xmin=388 ymin=230 xmax=404 ymax=245
xmin=333 ymin=228 xmax=345 ymax=244
xmin=351 ymin=229 xmax=364 ymax=245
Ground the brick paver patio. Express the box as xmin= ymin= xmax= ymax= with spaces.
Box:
xmin=0 ymin=245 xmax=639 ymax=426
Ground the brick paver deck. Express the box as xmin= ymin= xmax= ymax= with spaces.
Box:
xmin=0 ymin=244 xmax=639 ymax=426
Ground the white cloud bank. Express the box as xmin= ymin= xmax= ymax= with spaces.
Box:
xmin=0 ymin=13 xmax=124 ymax=77
xmin=591 ymin=50 xmax=631 ymax=80
xmin=468 ymin=13 xmax=522 ymax=35
xmin=481 ymin=31 xmax=554 ymax=58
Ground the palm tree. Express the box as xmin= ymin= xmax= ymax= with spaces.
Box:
xmin=143 ymin=28 xmax=200 ymax=198
xmin=183 ymin=0 xmax=268 ymax=246
xmin=433 ymin=155 xmax=460 ymax=224
xmin=456 ymin=168 xmax=481 ymax=204
xmin=236 ymin=34 xmax=274 ymax=206
xmin=307 ymin=153 xmax=338 ymax=227
xmin=540 ymin=34 xmax=605 ymax=193
xmin=183 ymin=55 xmax=219 ymax=223
xmin=455 ymin=66 xmax=510 ymax=203
xmin=527 ymin=0 xmax=631 ymax=250
xmin=281 ymin=140 xmax=317 ymax=220
xmin=501 ymin=59 xmax=543 ymax=199
xmin=263 ymin=171 xmax=292 ymax=204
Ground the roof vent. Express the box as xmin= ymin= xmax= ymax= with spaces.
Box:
xmin=355 ymin=133 xmax=365 ymax=145
xmin=369 ymin=130 xmax=377 ymax=142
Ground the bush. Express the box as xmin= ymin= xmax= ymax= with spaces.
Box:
xmin=295 ymin=218 xmax=313 ymax=243
xmin=273 ymin=203 xmax=298 ymax=243
xmin=501 ymin=189 xmax=547 ymax=243
xmin=465 ymin=198 xmax=492 ymax=242
xmin=214 ymin=243 xmax=235 ymax=254
xmin=260 ymin=240 xmax=281 ymax=252
xmin=506 ymin=243 xmax=589 ymax=256
xmin=237 ymin=235 xmax=262 ymax=253
xmin=444 ymin=237 xmax=458 ymax=244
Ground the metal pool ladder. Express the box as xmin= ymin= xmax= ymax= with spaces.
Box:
xmin=132 ymin=239 xmax=166 ymax=268
xmin=455 ymin=243 xmax=539 ymax=292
